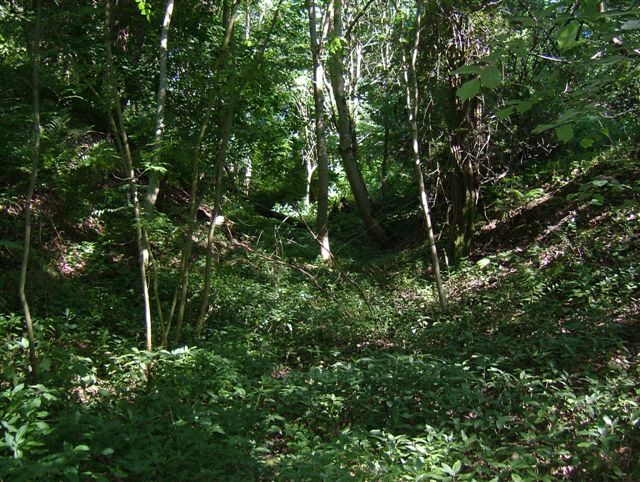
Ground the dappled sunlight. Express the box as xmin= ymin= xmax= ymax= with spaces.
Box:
xmin=1 ymin=0 xmax=639 ymax=478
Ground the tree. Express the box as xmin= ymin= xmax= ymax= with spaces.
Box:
xmin=145 ymin=0 xmax=175 ymax=209
xmin=18 ymin=0 xmax=43 ymax=382
xmin=328 ymin=0 xmax=389 ymax=248
xmin=168 ymin=0 xmax=242 ymax=343
xmin=105 ymin=0 xmax=153 ymax=351
xmin=307 ymin=0 xmax=332 ymax=261
xmin=403 ymin=0 xmax=447 ymax=310
xmin=442 ymin=2 xmax=489 ymax=263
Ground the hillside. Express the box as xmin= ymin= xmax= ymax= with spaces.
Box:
xmin=2 ymin=156 xmax=638 ymax=481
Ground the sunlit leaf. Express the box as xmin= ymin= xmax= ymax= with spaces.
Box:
xmin=477 ymin=258 xmax=491 ymax=268
xmin=557 ymin=22 xmax=580 ymax=50
xmin=621 ymin=19 xmax=640 ymax=30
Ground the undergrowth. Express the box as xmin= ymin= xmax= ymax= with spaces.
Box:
xmin=1 ymin=158 xmax=639 ymax=481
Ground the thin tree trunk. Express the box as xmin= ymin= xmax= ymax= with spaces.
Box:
xmin=165 ymin=117 xmax=209 ymax=345
xmin=19 ymin=0 xmax=43 ymax=383
xmin=174 ymin=0 xmax=282 ymax=340
xmin=105 ymin=0 xmax=153 ymax=351
xmin=328 ymin=0 xmax=387 ymax=247
xmin=194 ymin=102 xmax=235 ymax=337
xmin=307 ymin=0 xmax=331 ymax=261
xmin=166 ymin=0 xmax=240 ymax=344
xmin=244 ymin=155 xmax=252 ymax=195
xmin=404 ymin=0 xmax=447 ymax=311
xmin=146 ymin=0 xmax=175 ymax=208
xmin=381 ymin=114 xmax=389 ymax=195
xmin=179 ymin=0 xmax=283 ymax=339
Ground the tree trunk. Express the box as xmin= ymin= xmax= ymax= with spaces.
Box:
xmin=166 ymin=0 xmax=240 ymax=344
xmin=194 ymin=102 xmax=235 ymax=337
xmin=19 ymin=0 xmax=43 ymax=383
xmin=404 ymin=0 xmax=447 ymax=311
xmin=146 ymin=0 xmax=175 ymax=209
xmin=381 ymin=115 xmax=389 ymax=195
xmin=448 ymin=131 xmax=477 ymax=262
xmin=328 ymin=0 xmax=387 ymax=248
xmin=105 ymin=0 xmax=153 ymax=351
xmin=445 ymin=7 xmax=484 ymax=264
xmin=307 ymin=0 xmax=331 ymax=261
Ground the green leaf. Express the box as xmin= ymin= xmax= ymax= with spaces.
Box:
xmin=144 ymin=163 xmax=168 ymax=175
xmin=557 ymin=22 xmax=580 ymax=50
xmin=497 ymin=106 xmax=514 ymax=120
xmin=507 ymin=39 xmax=528 ymax=58
xmin=532 ymin=123 xmax=555 ymax=134
xmin=328 ymin=36 xmax=346 ymax=54
xmin=441 ymin=463 xmax=454 ymax=476
xmin=456 ymin=79 xmax=481 ymax=102
xmin=580 ymin=138 xmax=594 ymax=148
xmin=515 ymin=100 xmax=532 ymax=114
xmin=453 ymin=65 xmax=482 ymax=75
xmin=480 ymin=66 xmax=502 ymax=89
xmin=511 ymin=474 xmax=523 ymax=482
xmin=64 ymin=466 xmax=79 ymax=482
xmin=592 ymin=55 xmax=627 ymax=66
xmin=477 ymin=258 xmax=491 ymax=268
xmin=580 ymin=0 xmax=601 ymax=17
xmin=452 ymin=460 xmax=462 ymax=474
xmin=556 ymin=124 xmax=574 ymax=142
xmin=622 ymin=19 xmax=640 ymax=30
xmin=134 ymin=0 xmax=152 ymax=20
xmin=38 ymin=358 xmax=51 ymax=372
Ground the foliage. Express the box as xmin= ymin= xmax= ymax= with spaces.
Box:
xmin=1 ymin=0 xmax=639 ymax=479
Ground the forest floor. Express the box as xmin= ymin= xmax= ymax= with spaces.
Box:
xmin=1 ymin=157 xmax=639 ymax=481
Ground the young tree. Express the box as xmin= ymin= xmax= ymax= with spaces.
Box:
xmin=328 ymin=0 xmax=388 ymax=248
xmin=168 ymin=0 xmax=242 ymax=344
xmin=403 ymin=0 xmax=447 ymax=310
xmin=19 ymin=0 xmax=43 ymax=382
xmin=195 ymin=0 xmax=287 ymax=335
xmin=105 ymin=0 xmax=153 ymax=351
xmin=145 ymin=0 xmax=175 ymax=209
xmin=307 ymin=0 xmax=332 ymax=261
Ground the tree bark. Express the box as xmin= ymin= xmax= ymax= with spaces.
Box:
xmin=445 ymin=7 xmax=484 ymax=264
xmin=307 ymin=0 xmax=331 ymax=261
xmin=105 ymin=0 xmax=153 ymax=351
xmin=19 ymin=0 xmax=43 ymax=383
xmin=404 ymin=0 xmax=447 ymax=311
xmin=328 ymin=0 xmax=388 ymax=248
xmin=146 ymin=0 xmax=175 ymax=209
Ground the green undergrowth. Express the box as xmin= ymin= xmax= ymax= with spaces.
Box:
xmin=1 ymin=159 xmax=639 ymax=480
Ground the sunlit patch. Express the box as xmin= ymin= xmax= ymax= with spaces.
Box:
xmin=56 ymin=241 xmax=95 ymax=276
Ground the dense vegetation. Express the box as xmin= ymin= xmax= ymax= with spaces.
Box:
xmin=1 ymin=0 xmax=639 ymax=480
